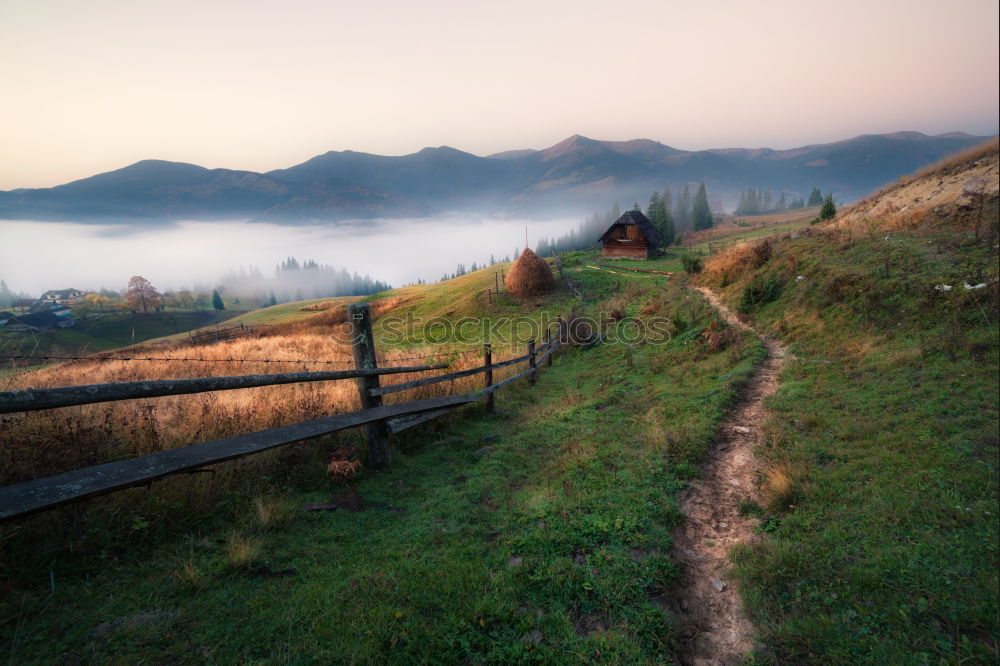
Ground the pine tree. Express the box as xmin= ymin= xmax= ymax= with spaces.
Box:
xmin=819 ymin=193 xmax=837 ymax=221
xmin=807 ymin=187 xmax=823 ymax=207
xmin=692 ymin=182 xmax=714 ymax=230
xmin=660 ymin=186 xmax=675 ymax=246
xmin=675 ymin=185 xmax=692 ymax=229
xmin=647 ymin=190 xmax=676 ymax=247
xmin=211 ymin=289 xmax=224 ymax=310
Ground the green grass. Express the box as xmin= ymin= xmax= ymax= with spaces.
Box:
xmin=0 ymin=264 xmax=765 ymax=663
xmin=702 ymin=223 xmax=998 ymax=662
xmin=0 ymin=310 xmax=243 ymax=362
xmin=697 ymin=219 xmax=810 ymax=247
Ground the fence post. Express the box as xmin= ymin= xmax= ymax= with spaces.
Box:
xmin=486 ymin=288 xmax=492 ymax=305
xmin=545 ymin=328 xmax=553 ymax=367
xmin=528 ymin=340 xmax=536 ymax=386
xmin=348 ymin=302 xmax=391 ymax=469
xmin=484 ymin=343 xmax=494 ymax=412
xmin=495 ymin=272 xmax=499 ymax=295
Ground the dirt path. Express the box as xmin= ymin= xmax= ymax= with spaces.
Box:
xmin=671 ymin=286 xmax=789 ymax=665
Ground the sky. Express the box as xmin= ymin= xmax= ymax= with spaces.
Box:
xmin=0 ymin=0 xmax=997 ymax=190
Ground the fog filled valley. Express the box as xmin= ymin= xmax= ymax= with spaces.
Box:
xmin=0 ymin=216 xmax=580 ymax=301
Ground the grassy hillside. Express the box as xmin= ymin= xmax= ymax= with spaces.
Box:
xmin=695 ymin=148 xmax=998 ymax=661
xmin=0 ymin=310 xmax=243 ymax=365
xmin=1 ymin=254 xmax=768 ymax=663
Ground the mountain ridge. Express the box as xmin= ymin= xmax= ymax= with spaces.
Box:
xmin=0 ymin=131 xmax=992 ymax=224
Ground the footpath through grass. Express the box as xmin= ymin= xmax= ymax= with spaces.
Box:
xmin=1 ymin=261 xmax=764 ymax=662
xmin=698 ymin=222 xmax=999 ymax=662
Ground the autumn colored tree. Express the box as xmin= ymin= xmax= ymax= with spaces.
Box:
xmin=126 ymin=275 xmax=160 ymax=313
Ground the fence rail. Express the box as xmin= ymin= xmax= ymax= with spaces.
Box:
xmin=0 ymin=302 xmax=568 ymax=522
xmin=0 ymin=365 xmax=448 ymax=414
xmin=0 ymin=395 xmax=474 ymax=521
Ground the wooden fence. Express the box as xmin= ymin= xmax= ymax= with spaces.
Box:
xmin=0 ymin=302 xmax=565 ymax=521
xmin=188 ymin=322 xmax=253 ymax=345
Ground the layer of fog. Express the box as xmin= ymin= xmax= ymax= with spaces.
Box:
xmin=0 ymin=216 xmax=580 ymax=296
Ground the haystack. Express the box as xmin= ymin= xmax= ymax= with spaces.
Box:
xmin=505 ymin=248 xmax=554 ymax=296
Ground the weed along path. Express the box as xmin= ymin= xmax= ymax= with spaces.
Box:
xmin=672 ymin=286 xmax=789 ymax=665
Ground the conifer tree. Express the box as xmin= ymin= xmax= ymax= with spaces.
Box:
xmin=692 ymin=182 xmax=714 ymax=230
xmin=807 ymin=187 xmax=823 ymax=207
xmin=211 ymin=289 xmax=224 ymax=310
xmin=819 ymin=193 xmax=837 ymax=221
xmin=675 ymin=185 xmax=692 ymax=229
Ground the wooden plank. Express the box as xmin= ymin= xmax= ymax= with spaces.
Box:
xmin=475 ymin=366 xmax=535 ymax=396
xmin=0 ymin=365 xmax=448 ymax=414
xmin=536 ymin=340 xmax=559 ymax=366
xmin=386 ymin=404 xmax=463 ymax=434
xmin=370 ymin=363 xmax=490 ymax=397
xmin=0 ymin=394 xmax=475 ymax=521
xmin=369 ymin=350 xmax=535 ymax=397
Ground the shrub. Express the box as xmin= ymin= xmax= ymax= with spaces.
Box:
xmin=680 ymin=253 xmax=703 ymax=273
xmin=738 ymin=275 xmax=782 ymax=314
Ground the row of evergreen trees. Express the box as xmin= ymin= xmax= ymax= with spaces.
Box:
xmin=218 ymin=257 xmax=391 ymax=305
xmin=536 ymin=182 xmax=716 ymax=255
xmin=438 ymin=252 xmax=515 ymax=282
xmin=733 ymin=187 xmax=824 ymax=216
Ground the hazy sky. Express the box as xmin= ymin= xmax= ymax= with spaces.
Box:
xmin=1 ymin=0 xmax=997 ymax=190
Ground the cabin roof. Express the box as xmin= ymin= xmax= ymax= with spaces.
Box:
xmin=598 ymin=209 xmax=661 ymax=246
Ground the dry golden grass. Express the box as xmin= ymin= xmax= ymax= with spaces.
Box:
xmin=834 ymin=139 xmax=999 ymax=235
xmin=701 ymin=239 xmax=774 ymax=285
xmin=762 ymin=463 xmax=800 ymax=512
xmin=0 ymin=324 xmax=524 ymax=487
xmin=225 ymin=532 xmax=259 ymax=570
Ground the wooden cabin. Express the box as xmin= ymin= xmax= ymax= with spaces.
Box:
xmin=598 ymin=210 xmax=661 ymax=259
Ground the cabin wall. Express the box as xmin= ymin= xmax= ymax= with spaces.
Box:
xmin=602 ymin=239 xmax=652 ymax=259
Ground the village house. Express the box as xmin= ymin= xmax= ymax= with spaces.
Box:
xmin=598 ymin=209 xmax=661 ymax=259
xmin=40 ymin=288 xmax=87 ymax=304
